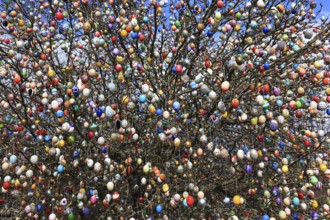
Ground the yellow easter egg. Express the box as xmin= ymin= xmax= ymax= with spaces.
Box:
xmin=319 ymin=163 xmax=327 ymax=172
xmin=282 ymin=165 xmax=289 ymax=173
xmin=120 ymin=30 xmax=128 ymax=37
xmin=162 ymin=184 xmax=169 ymax=193
xmin=233 ymin=195 xmax=241 ymax=205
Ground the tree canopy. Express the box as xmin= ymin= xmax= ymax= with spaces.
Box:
xmin=0 ymin=0 xmax=330 ymax=219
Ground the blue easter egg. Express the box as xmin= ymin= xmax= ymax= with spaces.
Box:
xmin=56 ymin=110 xmax=64 ymax=118
xmin=44 ymin=135 xmax=51 ymax=142
xmin=131 ymin=32 xmax=138 ymax=39
xmin=73 ymin=150 xmax=79 ymax=158
xmin=96 ymin=109 xmax=103 ymax=117
xmin=156 ymin=109 xmax=163 ymax=115
xmin=292 ymin=197 xmax=300 ymax=205
xmin=139 ymin=94 xmax=147 ymax=103
xmin=207 ymin=30 xmax=213 ymax=37
xmin=57 ymin=165 xmax=64 ymax=173
xmin=37 ymin=204 xmax=43 ymax=212
xmin=172 ymin=101 xmax=180 ymax=111
xmin=263 ymin=27 xmax=269 ymax=34
xmin=327 ymin=109 xmax=330 ymax=115
xmin=264 ymin=62 xmax=270 ymax=70
xmin=190 ymin=81 xmax=197 ymax=89
xmin=155 ymin=204 xmax=163 ymax=213
xmin=262 ymin=215 xmax=270 ymax=220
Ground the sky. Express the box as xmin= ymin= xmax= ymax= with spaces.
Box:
xmin=319 ymin=0 xmax=330 ymax=18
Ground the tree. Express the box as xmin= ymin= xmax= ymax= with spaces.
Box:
xmin=0 ymin=0 xmax=330 ymax=219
